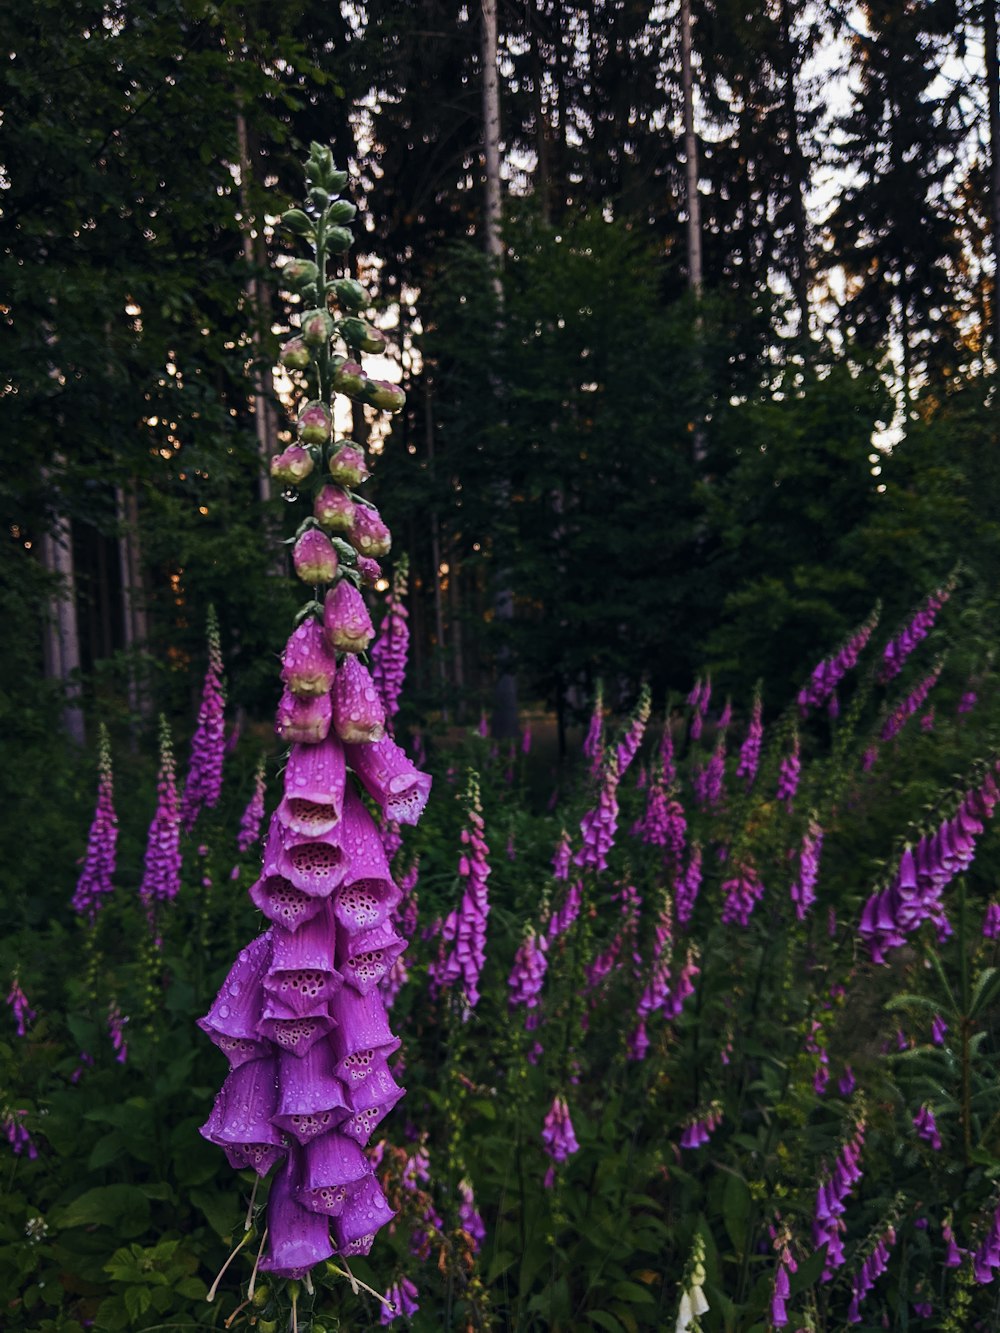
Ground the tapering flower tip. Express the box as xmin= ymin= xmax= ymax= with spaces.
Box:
xmin=348 ymin=503 xmax=392 ymax=560
xmin=338 ymin=921 xmax=406 ymax=994
xmin=328 ymin=443 xmax=370 ymax=488
xmin=346 ymin=734 xmax=432 ymax=826
xmin=200 ymin=1055 xmax=286 ymax=1175
xmin=259 ymin=1156 xmax=335 ymax=1278
xmin=279 ymin=336 xmax=312 ymax=370
xmin=293 ymin=528 xmax=339 ymax=585
xmin=332 ymin=655 xmax=386 ymax=744
xmin=356 ymin=555 xmax=383 ymax=587
xmin=266 ymin=817 xmax=346 ymax=899
xmin=333 ymin=359 xmax=367 ymax=396
xmin=281 ymin=619 xmax=337 ymax=698
xmin=314 ymin=484 xmax=357 ymax=533
xmin=278 ymin=738 xmax=346 ymax=838
xmin=363 ymin=378 xmax=406 ymax=413
xmin=249 ymin=872 xmax=327 ymax=932
xmin=984 ymin=902 xmax=1000 ymax=939
xmin=297 ymin=399 xmax=333 ymax=445
xmin=198 ymin=931 xmax=272 ymax=1066
xmin=298 ymin=1131 xmax=371 ymax=1212
xmin=275 ymin=687 xmax=332 ymax=745
xmin=273 ymin=1043 xmax=350 ymax=1143
xmin=237 ymin=758 xmax=267 ymax=854
xmin=271 ymin=444 xmax=314 ymax=485
xmin=333 ymin=791 xmax=400 ymax=933
xmin=324 ymin=580 xmax=375 ymax=653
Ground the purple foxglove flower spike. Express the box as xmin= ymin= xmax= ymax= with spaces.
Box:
xmin=237 ymin=757 xmax=267 ymax=854
xmin=458 ymin=1178 xmax=486 ymax=1249
xmin=72 ymin=723 xmax=119 ymax=922
xmin=328 ymin=442 xmax=371 ymax=487
xmin=790 ymin=818 xmax=823 ymax=920
xmin=931 ymin=1013 xmax=948 ymax=1044
xmin=4 ymin=1109 xmax=37 ymax=1159
xmin=541 ymin=1093 xmax=580 ymax=1175
xmin=676 ymin=842 xmax=702 ymax=927
xmin=913 ymin=1104 xmax=942 ymax=1150
xmin=6 ymin=977 xmax=35 ymax=1037
xmin=139 ymin=718 xmax=183 ymax=911
xmin=552 ymin=829 xmax=572 ymax=881
xmin=879 ymin=662 xmax=943 ymax=743
xmin=776 ymin=731 xmax=801 ymax=810
xmin=583 ymin=683 xmax=605 ymax=775
xmin=370 ymin=560 xmax=411 ymax=720
xmin=736 ymin=690 xmax=763 ymax=785
xmin=431 ymin=772 xmax=491 ymax=1009
xmin=958 ymin=687 xmax=978 ymax=714
xmin=721 ymin=859 xmax=765 ymax=927
xmin=615 ymin=685 xmax=651 ymax=778
xmin=107 ymin=1002 xmax=128 ymax=1064
xmin=798 ymin=609 xmax=878 ymax=714
xmin=879 ymin=578 xmax=954 ymax=684
xmin=984 ymin=902 xmax=1000 ymax=938
xmin=259 ymin=1154 xmax=335 ymax=1277
xmin=575 ymin=753 xmax=621 ymax=872
xmin=508 ymin=928 xmax=548 ymax=1020
xmin=180 ymin=608 xmax=226 ymax=830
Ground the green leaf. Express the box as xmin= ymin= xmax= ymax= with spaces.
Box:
xmin=586 ymin=1313 xmax=626 ymax=1333
xmin=124 ymin=1285 xmax=152 ymax=1320
xmin=53 ymin=1185 xmax=151 ymax=1240
xmin=722 ymin=1173 xmax=752 ymax=1254
xmin=970 ymin=968 xmax=1000 ymax=1020
xmin=611 ymin=1280 xmax=656 ymax=1305
xmin=190 ymin=1187 xmax=239 ymax=1240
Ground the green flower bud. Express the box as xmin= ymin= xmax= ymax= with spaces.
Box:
xmin=257 ymin=1321 xmax=278 ymax=1333
xmin=297 ymin=399 xmax=333 ymax=445
xmin=325 ymin=226 xmax=354 ymax=254
xmin=339 ymin=317 xmax=368 ymax=347
xmin=281 ymin=209 xmax=313 ymax=236
xmin=359 ymin=324 xmax=387 ymax=354
xmin=251 ymin=1284 xmax=270 ymax=1308
xmin=301 ymin=309 xmax=335 ymax=346
xmin=326 ymin=200 xmax=357 ymax=225
xmin=363 ymin=378 xmax=406 ymax=413
xmin=279 ymin=337 xmax=311 ymax=371
xmin=333 ymin=278 xmax=367 ymax=311
xmin=332 ymin=359 xmax=367 ymax=396
xmin=281 ymin=258 xmax=319 ymax=289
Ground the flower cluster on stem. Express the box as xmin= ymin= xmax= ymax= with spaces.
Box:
xmin=180 ymin=607 xmax=226 ymax=831
xmin=72 ymin=724 xmax=118 ymax=922
xmin=879 ymin=578 xmax=954 ymax=684
xmin=797 ymin=610 xmax=878 ymax=715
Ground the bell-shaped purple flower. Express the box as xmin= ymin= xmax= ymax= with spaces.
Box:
xmin=328 ymin=442 xmax=370 ymax=487
xmin=297 ymin=399 xmax=333 ymax=445
xmin=275 ymin=688 xmax=332 ymax=745
xmin=281 ymin=618 xmax=337 ymax=698
xmin=346 ymin=734 xmax=432 ymax=825
xmin=541 ymin=1094 xmax=580 ymax=1168
xmin=259 ymin=1154 xmax=334 ymax=1277
xmin=200 ymin=1055 xmax=286 ymax=1175
xmin=381 ymin=1276 xmax=420 ymax=1325
xmin=315 ymin=484 xmax=356 ymax=533
xmin=348 ymin=503 xmax=392 ymax=559
xmin=271 ymin=444 xmax=314 ymax=485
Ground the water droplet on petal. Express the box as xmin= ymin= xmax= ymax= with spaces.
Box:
xmin=282 ymin=487 xmax=300 ymax=503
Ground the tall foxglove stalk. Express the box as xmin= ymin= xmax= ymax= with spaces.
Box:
xmin=879 ymin=662 xmax=943 ymax=743
xmin=582 ymin=681 xmax=604 ymax=775
xmin=879 ymin=577 xmax=954 ymax=684
xmin=776 ymin=731 xmax=801 ymax=809
xmin=236 ymin=756 xmax=267 ymax=854
xmin=797 ymin=609 xmax=878 ymax=715
xmin=432 ymin=772 xmax=491 ymax=1009
xmin=72 ymin=724 xmax=118 ymax=922
xmin=198 ymin=148 xmax=430 ymax=1280
xmin=370 ymin=555 xmax=411 ymax=720
xmin=6 ymin=977 xmax=35 ymax=1037
xmin=139 ymin=717 xmax=182 ymax=907
xmin=615 ymin=683 xmax=651 ymax=778
xmin=180 ymin=607 xmax=226 ymax=830
xmin=736 ymin=689 xmax=763 ymax=784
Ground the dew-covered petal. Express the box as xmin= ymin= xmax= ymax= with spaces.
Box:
xmin=275 ymin=688 xmax=332 ymax=745
xmin=258 ymin=998 xmax=335 ymax=1057
xmin=200 ymin=1056 xmax=285 ymax=1177
xmin=332 ymin=789 xmax=400 ymax=934
xmin=198 ymin=932 xmax=272 ymax=1063
xmin=259 ymin=1153 xmax=334 ymax=1278
xmin=277 ymin=738 xmax=347 ymax=837
xmin=345 ymin=735 xmax=432 ymax=826
xmin=338 ymin=921 xmax=406 ymax=994
xmin=249 ymin=873 xmax=326 ymax=932
xmin=329 ymin=985 xmax=399 ymax=1064
xmin=297 ymin=1130 xmax=370 ymax=1215
xmin=331 ymin=1172 xmax=395 ymax=1251
xmin=332 ymin=655 xmax=386 ymax=744
xmin=274 ymin=1043 xmax=350 ymax=1144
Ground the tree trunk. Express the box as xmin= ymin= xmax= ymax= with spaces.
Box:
xmin=115 ymin=483 xmax=151 ymax=731
xmin=680 ymin=0 xmax=703 ymax=296
xmin=985 ymin=0 xmax=1000 ymax=360
xmin=481 ymin=0 xmax=519 ymax=738
xmin=424 ymin=379 xmax=450 ymax=714
xmin=236 ymin=107 xmax=278 ymax=503
xmin=779 ymin=0 xmax=810 ymax=339
xmin=40 ymin=487 xmax=85 ymax=746
xmin=527 ymin=0 xmax=553 ymax=225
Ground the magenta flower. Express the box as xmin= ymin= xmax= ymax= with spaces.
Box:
xmin=583 ymin=684 xmax=604 ymax=775
xmin=282 ymin=618 xmax=337 ymax=699
xmin=879 ymin=579 xmax=954 ymax=684
xmin=839 ymin=1065 xmax=855 ymax=1096
xmin=721 ymin=860 xmax=764 ymax=927
xmin=180 ymin=609 xmax=226 ymax=830
xmin=693 ymin=733 xmax=726 ymax=809
xmin=108 ymin=1002 xmax=128 ymax=1064
xmin=574 ymin=754 xmax=621 ymax=873
xmin=846 ymin=1224 xmax=896 ymax=1322
xmin=508 ymin=929 xmax=548 ymax=1023
xmin=381 ymin=1275 xmax=419 ymax=1324
xmin=775 ymin=732 xmax=801 ymax=809
xmin=348 ymin=502 xmax=392 ymax=560
xmin=324 ymin=580 xmax=375 ymax=654
xmin=332 ymin=655 xmax=386 ymax=744
xmin=615 ymin=685 xmax=651 ymax=778
xmin=541 ymin=1094 xmax=580 ymax=1176
xmin=552 ymin=829 xmax=572 ymax=881
xmin=237 ymin=758 xmax=267 ymax=854
xmin=790 ymin=818 xmax=823 ymax=920
xmin=328 ymin=442 xmax=370 ymax=487
xmin=958 ymin=688 xmax=978 ymax=714
xmin=293 ymin=527 xmax=339 ymax=585
xmin=675 ymin=842 xmax=702 ymax=927
xmin=931 ymin=1013 xmax=948 ymax=1044
xmin=431 ymin=773 xmax=491 ymax=1009
xmin=521 ymin=726 xmax=532 ymax=755
xmin=547 ymin=880 xmax=582 ymax=942
xmin=679 ymin=1105 xmax=721 ymax=1149
xmin=3 ymin=1109 xmax=36 ymax=1159
xmin=631 ymin=770 xmax=673 ymax=845
xmin=736 ymin=690 xmax=763 ymax=785
xmin=6 ymin=977 xmax=35 ymax=1037
xmin=913 ymin=1105 xmax=942 ymax=1150
xmin=813 ymin=1120 xmax=865 ymax=1279
xmin=370 ymin=563 xmax=411 ymax=720
xmin=770 ymin=1261 xmax=791 ymax=1327
xmin=798 ymin=610 xmax=878 ymax=714
xmin=140 ymin=717 xmax=183 ymax=906
xmin=72 ymin=724 xmax=118 ymax=922
xmin=314 ymin=484 xmax=356 ymax=533
xmin=984 ymin=902 xmax=1000 ymax=938
xmin=458 ymin=1178 xmax=486 ymax=1249
xmin=880 ymin=663 xmax=942 ymax=743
